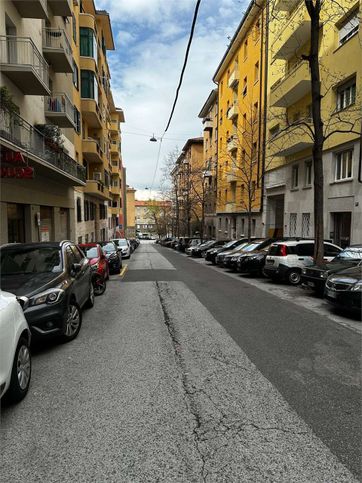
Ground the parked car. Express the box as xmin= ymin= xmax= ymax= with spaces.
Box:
xmin=264 ymin=240 xmax=342 ymax=285
xmin=216 ymin=242 xmax=252 ymax=266
xmin=191 ymin=240 xmax=226 ymax=258
xmin=205 ymin=239 xmax=246 ymax=264
xmin=186 ymin=240 xmax=212 ymax=256
xmin=0 ymin=241 xmax=94 ymax=342
xmin=128 ymin=238 xmax=140 ymax=252
xmin=324 ymin=266 xmax=362 ymax=316
xmin=99 ymin=241 xmax=122 ymax=274
xmin=301 ymin=245 xmax=362 ymax=295
xmin=111 ymin=238 xmax=131 ymax=259
xmin=0 ymin=290 xmax=31 ymax=403
xmin=223 ymin=240 xmax=272 ymax=271
xmin=178 ymin=238 xmax=201 ymax=253
xmin=237 ymin=247 xmax=271 ymax=276
xmin=79 ymin=243 xmax=109 ymax=296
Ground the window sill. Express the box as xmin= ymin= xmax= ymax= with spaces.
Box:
xmin=302 ymin=185 xmax=312 ymax=190
xmin=290 ymin=187 xmax=299 ymax=192
xmin=333 ymin=32 xmax=359 ymax=53
xmin=332 ymin=103 xmax=355 ymax=116
xmin=330 ymin=178 xmax=353 ymax=185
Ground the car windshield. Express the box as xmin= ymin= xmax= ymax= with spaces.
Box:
xmin=242 ymin=243 xmax=260 ymax=252
xmin=224 ymin=240 xmax=239 ymax=249
xmin=101 ymin=243 xmax=116 ymax=253
xmin=335 ymin=248 xmax=362 ymax=260
xmin=84 ymin=247 xmax=99 ymax=258
xmin=114 ymin=239 xmax=128 ymax=247
xmin=0 ymin=247 xmax=62 ymax=274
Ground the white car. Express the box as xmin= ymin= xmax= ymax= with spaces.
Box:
xmin=0 ymin=290 xmax=31 ymax=403
xmin=264 ymin=239 xmax=342 ymax=285
xmin=111 ymin=238 xmax=131 ymax=259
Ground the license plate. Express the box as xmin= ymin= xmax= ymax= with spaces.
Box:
xmin=326 ymin=289 xmax=337 ymax=298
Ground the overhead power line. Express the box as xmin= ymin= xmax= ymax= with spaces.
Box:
xmin=164 ymin=0 xmax=202 ymax=133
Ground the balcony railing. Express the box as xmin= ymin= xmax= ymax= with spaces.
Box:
xmin=44 ymin=92 xmax=75 ymax=128
xmin=42 ymin=28 xmax=72 ymax=72
xmin=0 ymin=107 xmax=86 ymax=184
xmin=43 ymin=28 xmax=71 ymax=54
xmin=0 ymin=35 xmax=49 ymax=94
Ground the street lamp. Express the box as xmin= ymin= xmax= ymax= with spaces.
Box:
xmin=149 ymin=134 xmax=157 ymax=142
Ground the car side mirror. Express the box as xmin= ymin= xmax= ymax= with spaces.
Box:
xmin=71 ymin=263 xmax=82 ymax=275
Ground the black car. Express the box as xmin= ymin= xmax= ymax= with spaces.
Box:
xmin=192 ymin=240 xmax=226 ymax=258
xmin=98 ymin=241 xmax=122 ymax=274
xmin=205 ymin=239 xmax=246 ymax=264
xmin=221 ymin=240 xmax=270 ymax=270
xmin=324 ymin=266 xmax=362 ymax=316
xmin=0 ymin=241 xmax=93 ymax=342
xmin=237 ymin=248 xmax=270 ymax=275
xmin=301 ymin=245 xmax=362 ymax=295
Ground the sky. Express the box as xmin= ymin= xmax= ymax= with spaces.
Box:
xmin=96 ymin=0 xmax=248 ymax=193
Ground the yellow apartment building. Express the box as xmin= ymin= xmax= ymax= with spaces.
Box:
xmin=173 ymin=138 xmax=204 ymax=237
xmin=213 ymin=0 xmax=267 ymax=240
xmin=126 ymin=186 xmax=136 ymax=237
xmin=264 ymin=0 xmax=361 ymax=246
xmin=198 ymin=89 xmax=218 ymax=239
xmin=0 ymin=0 xmax=85 ymax=243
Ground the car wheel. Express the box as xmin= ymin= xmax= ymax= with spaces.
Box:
xmin=86 ymin=284 xmax=95 ymax=308
xmin=5 ymin=337 xmax=31 ymax=404
xmin=94 ymin=278 xmax=106 ymax=296
xmin=287 ymin=268 xmax=301 ymax=285
xmin=61 ymin=302 xmax=82 ymax=342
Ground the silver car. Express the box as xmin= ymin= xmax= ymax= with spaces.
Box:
xmin=111 ymin=239 xmax=131 ymax=259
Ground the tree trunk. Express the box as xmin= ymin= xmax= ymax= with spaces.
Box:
xmin=305 ymin=0 xmax=324 ymax=264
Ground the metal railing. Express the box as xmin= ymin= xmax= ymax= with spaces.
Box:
xmin=43 ymin=28 xmax=71 ymax=58
xmin=45 ymin=92 xmax=74 ymax=118
xmin=0 ymin=35 xmax=49 ymax=87
xmin=0 ymin=107 xmax=86 ymax=183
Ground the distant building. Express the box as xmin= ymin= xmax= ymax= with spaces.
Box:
xmin=126 ymin=186 xmax=136 ymax=237
xmin=135 ymin=199 xmax=172 ymax=236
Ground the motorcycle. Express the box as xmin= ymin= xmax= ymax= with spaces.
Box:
xmin=92 ymin=271 xmax=106 ymax=296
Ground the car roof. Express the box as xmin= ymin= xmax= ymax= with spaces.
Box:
xmin=0 ymin=241 xmax=64 ymax=250
xmin=79 ymin=243 xmax=99 ymax=248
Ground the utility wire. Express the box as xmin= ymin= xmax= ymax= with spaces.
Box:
xmin=164 ymin=0 xmax=202 ymax=133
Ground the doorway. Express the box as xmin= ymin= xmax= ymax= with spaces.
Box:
xmin=7 ymin=203 xmax=25 ymax=243
xmin=332 ymin=212 xmax=351 ymax=248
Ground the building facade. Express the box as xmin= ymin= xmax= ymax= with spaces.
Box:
xmin=264 ymin=0 xmax=361 ymax=247
xmin=0 ymin=0 xmax=126 ymax=245
xmin=135 ymin=200 xmax=172 ymax=237
xmin=198 ymin=89 xmax=218 ymax=239
xmin=172 ymin=138 xmax=204 ymax=237
xmin=126 ymin=185 xmax=136 ymax=238
xmin=213 ymin=1 xmax=267 ymax=241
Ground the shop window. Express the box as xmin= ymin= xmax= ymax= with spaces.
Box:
xmin=335 ymin=149 xmax=353 ymax=181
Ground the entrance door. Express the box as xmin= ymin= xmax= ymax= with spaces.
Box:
xmin=7 ymin=203 xmax=25 ymax=243
xmin=59 ymin=208 xmax=69 ymax=239
xmin=266 ymin=195 xmax=284 ymax=237
xmin=333 ymin=212 xmax=351 ymax=248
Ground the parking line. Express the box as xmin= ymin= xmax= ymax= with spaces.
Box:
xmin=119 ymin=264 xmax=128 ymax=278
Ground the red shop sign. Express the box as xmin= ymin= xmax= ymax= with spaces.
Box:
xmin=0 ymin=166 xmax=34 ymax=179
xmin=1 ymin=151 xmax=27 ymax=165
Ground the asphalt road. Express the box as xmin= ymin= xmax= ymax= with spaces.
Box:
xmin=1 ymin=241 xmax=360 ymax=482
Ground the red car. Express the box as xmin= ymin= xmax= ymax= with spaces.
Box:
xmin=78 ymin=243 xmax=109 ymax=281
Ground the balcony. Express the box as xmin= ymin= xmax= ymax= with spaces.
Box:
xmin=111 ymin=163 xmax=120 ymax=174
xmin=110 ymin=142 xmax=118 ymax=154
xmin=84 ymin=180 xmax=110 ymax=200
xmin=203 ymin=118 xmax=213 ymax=132
xmin=227 ymin=137 xmax=237 ymax=152
xmin=227 ymin=103 xmax=238 ymax=120
xmin=83 ymin=138 xmax=104 ymax=164
xmin=81 ymin=99 xmax=102 ymax=129
xmin=226 ymin=169 xmax=238 ymax=183
xmin=269 ymin=121 xmax=313 ymax=157
xmin=43 ymin=28 xmax=72 ymax=73
xmin=12 ymin=0 xmax=48 ymax=18
xmin=0 ymin=107 xmax=85 ymax=186
xmin=270 ymin=60 xmax=310 ymax=108
xmin=110 ymin=206 xmax=120 ymax=216
xmin=47 ymin=0 xmax=71 ymax=16
xmin=274 ymin=0 xmax=300 ymax=12
xmin=44 ymin=92 xmax=75 ymax=128
xmin=0 ymin=36 xmax=49 ymax=95
xmin=273 ymin=6 xmax=311 ymax=60
xmin=110 ymin=185 xmax=121 ymax=195
xmin=228 ymin=70 xmax=239 ymax=89
xmin=110 ymin=119 xmax=119 ymax=133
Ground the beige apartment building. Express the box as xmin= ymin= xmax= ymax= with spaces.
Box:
xmin=0 ymin=0 xmax=126 ymax=245
xmin=126 ymin=185 xmax=136 ymax=237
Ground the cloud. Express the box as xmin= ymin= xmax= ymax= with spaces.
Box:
xmin=96 ymin=0 xmax=249 ymax=189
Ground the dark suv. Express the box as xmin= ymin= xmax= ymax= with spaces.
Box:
xmin=0 ymin=241 xmax=93 ymax=342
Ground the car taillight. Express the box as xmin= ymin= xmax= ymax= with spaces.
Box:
xmin=280 ymin=245 xmax=287 ymax=256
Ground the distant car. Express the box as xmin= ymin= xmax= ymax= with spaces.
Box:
xmin=191 ymin=240 xmax=226 ymax=258
xmin=178 ymin=237 xmax=200 ymax=253
xmin=79 ymin=243 xmax=109 ymax=280
xmin=185 ymin=239 xmax=211 ymax=256
xmin=99 ymin=241 xmax=122 ymax=274
xmin=0 ymin=241 xmax=94 ymax=342
xmin=301 ymin=245 xmax=362 ymax=295
xmin=264 ymin=240 xmax=342 ymax=285
xmin=223 ymin=240 xmax=271 ymax=271
xmin=205 ymin=239 xmax=245 ymax=264
xmin=0 ymin=290 xmax=31 ymax=403
xmin=324 ymin=266 xmax=362 ymax=316
xmin=111 ymin=238 xmax=131 ymax=259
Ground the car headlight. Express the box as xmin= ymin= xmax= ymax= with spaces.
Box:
xmin=320 ymin=272 xmax=328 ymax=278
xmin=31 ymin=289 xmax=64 ymax=306
xmin=350 ymin=282 xmax=362 ymax=291
xmin=302 ymin=268 xmax=307 ymax=274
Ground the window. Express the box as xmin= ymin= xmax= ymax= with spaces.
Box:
xmin=72 ymin=60 xmax=79 ymax=89
xmin=291 ymin=165 xmax=299 ymax=189
xmin=335 ymin=149 xmax=353 ymax=181
xmin=243 ymin=77 xmax=247 ymax=97
xmin=74 ymin=107 xmax=81 ymax=133
xmin=336 ymin=78 xmax=356 ymax=111
xmin=251 ymin=219 xmax=256 ymax=237
xmin=70 ymin=245 xmax=84 ymax=263
xmin=81 ymin=70 xmax=98 ymax=103
xmin=76 ymin=197 xmax=82 ymax=222
xmin=289 ymin=213 xmax=297 ymax=236
xmin=84 ymin=200 xmax=89 ymax=221
xmin=269 ymin=124 xmax=280 ymax=139
xmin=324 ymin=243 xmax=341 ymax=257
xmin=240 ymin=184 xmax=245 ymax=200
xmin=72 ymin=13 xmax=77 ymax=43
xmin=224 ymin=189 xmax=228 ymax=203
xmin=80 ymin=27 xmax=97 ymax=59
xmin=253 ymin=102 xmax=258 ymax=122
xmin=297 ymin=243 xmax=314 ymax=256
xmin=254 ymin=61 xmax=259 ymax=82
xmin=241 ymin=218 xmax=245 ymax=235
xmin=251 ymin=181 xmax=256 ymax=200
xmin=243 ymin=39 xmax=248 ymax=60
xmin=338 ymin=11 xmax=358 ymax=45
xmin=304 ymin=161 xmax=312 ymax=186
xmin=301 ymin=213 xmax=311 ymax=237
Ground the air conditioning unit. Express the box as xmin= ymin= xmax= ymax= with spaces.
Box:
xmin=93 ymin=172 xmax=102 ymax=181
